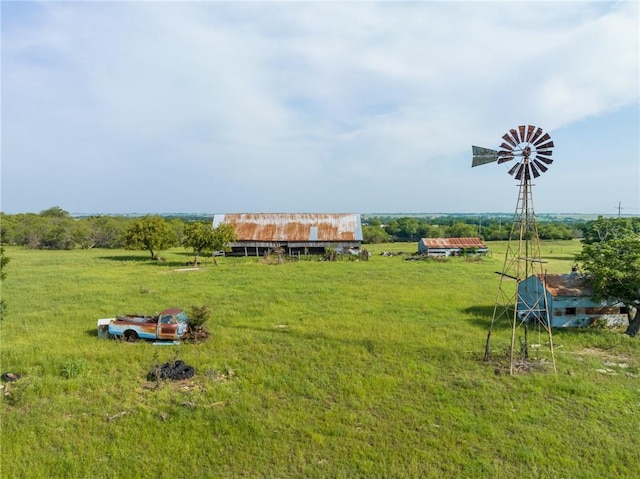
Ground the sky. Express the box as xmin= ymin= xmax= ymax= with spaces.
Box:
xmin=1 ymin=0 xmax=638 ymax=216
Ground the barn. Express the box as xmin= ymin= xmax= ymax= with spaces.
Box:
xmin=417 ymin=237 xmax=488 ymax=257
xmin=212 ymin=213 xmax=363 ymax=257
xmin=517 ymin=273 xmax=628 ymax=328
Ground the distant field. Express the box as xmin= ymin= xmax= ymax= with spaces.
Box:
xmin=1 ymin=241 xmax=638 ymax=478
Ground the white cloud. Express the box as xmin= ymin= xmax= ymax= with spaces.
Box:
xmin=1 ymin=1 xmax=637 ymax=214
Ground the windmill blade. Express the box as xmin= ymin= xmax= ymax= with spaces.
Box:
xmin=530 ymin=162 xmax=541 ymax=178
xmin=508 ymin=162 xmax=521 ymax=176
xmin=525 ymin=125 xmax=535 ymax=142
xmin=518 ymin=126 xmax=527 ymax=142
xmin=471 ymin=146 xmax=498 ymax=167
xmin=533 ymin=132 xmax=550 ymax=146
xmin=533 ymin=159 xmax=548 ymax=172
xmin=475 ymin=125 xmax=554 ymax=181
xmin=502 ymin=133 xmax=517 ymax=148
xmin=530 ymin=127 xmax=543 ymax=144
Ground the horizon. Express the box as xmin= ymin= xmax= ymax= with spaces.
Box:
xmin=2 ymin=209 xmax=635 ymax=221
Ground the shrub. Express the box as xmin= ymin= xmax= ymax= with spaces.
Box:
xmin=187 ymin=304 xmax=210 ymax=331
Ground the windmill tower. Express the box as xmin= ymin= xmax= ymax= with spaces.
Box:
xmin=472 ymin=125 xmax=557 ymax=375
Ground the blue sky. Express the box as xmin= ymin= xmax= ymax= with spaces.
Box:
xmin=2 ymin=1 xmax=638 ymax=215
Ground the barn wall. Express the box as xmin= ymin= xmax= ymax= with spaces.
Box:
xmin=517 ymin=275 xmax=628 ymax=328
xmin=550 ymin=297 xmax=627 ymax=328
xmin=227 ymin=241 xmax=361 ymax=257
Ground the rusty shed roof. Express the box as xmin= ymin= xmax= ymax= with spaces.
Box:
xmin=213 ymin=213 xmax=363 ymax=242
xmin=421 ymin=237 xmax=487 ymax=249
xmin=536 ymin=274 xmax=593 ymax=297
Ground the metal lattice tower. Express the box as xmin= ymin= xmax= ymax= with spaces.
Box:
xmin=472 ymin=125 xmax=557 ymax=375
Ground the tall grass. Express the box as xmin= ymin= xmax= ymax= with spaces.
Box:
xmin=1 ymin=241 xmax=638 ymax=478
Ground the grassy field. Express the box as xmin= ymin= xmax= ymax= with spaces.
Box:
xmin=1 ymin=241 xmax=638 ymax=478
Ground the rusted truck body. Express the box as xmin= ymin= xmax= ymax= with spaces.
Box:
xmin=101 ymin=308 xmax=189 ymax=341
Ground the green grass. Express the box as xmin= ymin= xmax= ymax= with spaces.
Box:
xmin=1 ymin=241 xmax=639 ymax=478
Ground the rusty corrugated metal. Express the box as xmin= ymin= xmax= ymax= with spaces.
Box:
xmin=422 ymin=238 xmax=487 ymax=249
xmin=213 ymin=213 xmax=363 ymax=242
xmin=537 ymin=274 xmax=593 ymax=297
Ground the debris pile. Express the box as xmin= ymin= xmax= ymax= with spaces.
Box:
xmin=147 ymin=360 xmax=195 ymax=381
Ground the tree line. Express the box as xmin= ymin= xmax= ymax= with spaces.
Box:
xmin=363 ymin=215 xmax=584 ymax=243
xmin=0 ymin=206 xmax=236 ymax=261
xmin=1 ymin=208 xmax=636 ymax=251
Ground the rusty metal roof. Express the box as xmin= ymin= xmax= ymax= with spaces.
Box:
xmin=213 ymin=213 xmax=363 ymax=242
xmin=421 ymin=238 xmax=487 ymax=249
xmin=537 ymin=274 xmax=593 ymax=297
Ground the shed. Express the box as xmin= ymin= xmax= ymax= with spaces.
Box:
xmin=212 ymin=213 xmax=363 ymax=257
xmin=417 ymin=237 xmax=488 ymax=257
xmin=517 ymin=273 xmax=628 ymax=328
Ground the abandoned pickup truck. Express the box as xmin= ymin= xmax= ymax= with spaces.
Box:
xmin=98 ymin=308 xmax=190 ymax=342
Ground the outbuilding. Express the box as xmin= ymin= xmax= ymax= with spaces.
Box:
xmin=517 ymin=273 xmax=628 ymax=328
xmin=212 ymin=213 xmax=363 ymax=257
xmin=417 ymin=237 xmax=488 ymax=257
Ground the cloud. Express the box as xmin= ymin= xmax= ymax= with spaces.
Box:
xmin=1 ymin=1 xmax=638 ymax=214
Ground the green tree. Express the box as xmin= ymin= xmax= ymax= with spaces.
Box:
xmin=169 ymin=218 xmax=185 ymax=246
xmin=88 ymin=216 xmax=128 ymax=248
xmin=383 ymin=217 xmax=422 ymax=241
xmin=576 ymin=225 xmax=640 ymax=336
xmin=40 ymin=206 xmax=71 ymax=218
xmin=183 ymin=222 xmax=215 ymax=263
xmin=538 ymin=223 xmax=574 ymax=240
xmin=124 ymin=215 xmax=177 ymax=259
xmin=71 ymin=220 xmax=95 ymax=250
xmin=397 ymin=217 xmax=420 ymax=241
xmin=41 ymin=217 xmax=75 ymax=249
xmin=211 ymin=223 xmax=238 ymax=261
xmin=446 ymin=222 xmax=478 ymax=238
xmin=0 ymin=213 xmax=17 ymax=245
xmin=183 ymin=222 xmax=237 ymax=264
xmin=362 ymin=225 xmax=390 ymax=244
xmin=422 ymin=224 xmax=445 ymax=238
xmin=481 ymin=223 xmax=509 ymax=240
xmin=0 ymin=244 xmax=8 ymax=320
xmin=384 ymin=219 xmax=401 ymax=239
xmin=11 ymin=213 xmax=47 ymax=248
xmin=581 ymin=217 xmax=639 ymax=245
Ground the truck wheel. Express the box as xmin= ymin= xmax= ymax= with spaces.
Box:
xmin=124 ymin=330 xmax=138 ymax=342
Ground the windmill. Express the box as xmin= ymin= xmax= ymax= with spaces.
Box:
xmin=472 ymin=125 xmax=557 ymax=375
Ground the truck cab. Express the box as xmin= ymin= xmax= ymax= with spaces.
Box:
xmin=157 ymin=308 xmax=189 ymax=340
